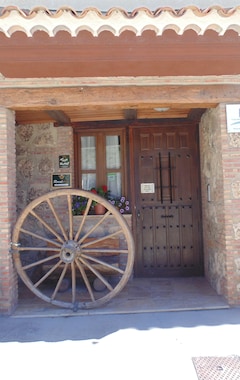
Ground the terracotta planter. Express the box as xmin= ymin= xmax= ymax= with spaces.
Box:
xmin=94 ymin=203 xmax=106 ymax=215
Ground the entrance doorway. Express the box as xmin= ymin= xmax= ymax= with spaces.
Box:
xmin=131 ymin=121 xmax=203 ymax=277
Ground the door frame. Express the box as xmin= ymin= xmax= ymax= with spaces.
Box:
xmin=129 ymin=119 xmax=204 ymax=277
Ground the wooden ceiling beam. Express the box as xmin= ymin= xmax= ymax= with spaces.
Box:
xmin=123 ymin=109 xmax=137 ymax=120
xmin=46 ymin=110 xmax=71 ymax=124
xmin=0 ymin=84 xmax=235 ymax=110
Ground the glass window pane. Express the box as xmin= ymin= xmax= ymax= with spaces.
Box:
xmin=81 ymin=136 xmax=96 ymax=170
xmin=82 ymin=173 xmax=96 ymax=190
xmin=106 ymin=135 xmax=121 ymax=169
xmin=107 ymin=172 xmax=121 ymax=197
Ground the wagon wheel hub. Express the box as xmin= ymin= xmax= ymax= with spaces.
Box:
xmin=60 ymin=240 xmax=80 ymax=263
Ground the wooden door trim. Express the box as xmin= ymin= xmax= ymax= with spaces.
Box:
xmin=129 ymin=120 xmax=203 ymax=277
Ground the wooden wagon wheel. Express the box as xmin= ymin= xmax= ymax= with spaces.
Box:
xmin=11 ymin=189 xmax=134 ymax=310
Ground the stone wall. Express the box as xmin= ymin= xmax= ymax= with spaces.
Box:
xmin=200 ymin=104 xmax=240 ymax=304
xmin=16 ymin=123 xmax=74 ymax=215
xmin=199 ymin=107 xmax=226 ymax=296
xmin=222 ymin=106 xmax=240 ymax=305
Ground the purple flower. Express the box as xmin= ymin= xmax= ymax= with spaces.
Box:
xmin=109 ymin=195 xmax=130 ymax=214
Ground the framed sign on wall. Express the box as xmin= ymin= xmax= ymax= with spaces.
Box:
xmin=59 ymin=155 xmax=70 ymax=168
xmin=226 ymin=104 xmax=240 ymax=133
xmin=51 ymin=173 xmax=71 ymax=188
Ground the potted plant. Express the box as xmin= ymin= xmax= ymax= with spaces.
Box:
xmin=109 ymin=196 xmax=130 ymax=214
xmin=90 ymin=185 xmax=111 ymax=214
xmin=72 ymin=195 xmax=88 ymax=215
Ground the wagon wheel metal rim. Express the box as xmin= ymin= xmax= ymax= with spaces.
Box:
xmin=12 ymin=189 xmax=135 ymax=310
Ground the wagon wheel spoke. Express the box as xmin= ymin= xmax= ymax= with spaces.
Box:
xmin=17 ymin=247 xmax=60 ymax=252
xmin=83 ymin=248 xmax=128 ymax=254
xmin=23 ymin=254 xmax=60 ymax=270
xmin=81 ymin=230 xmax=122 ymax=247
xmin=78 ymin=210 xmax=112 ymax=244
xmin=74 ymin=198 xmax=92 ymax=241
xmin=34 ymin=259 xmax=63 ymax=288
xmin=47 ymin=199 xmax=68 ymax=241
xmin=51 ymin=263 xmax=68 ymax=300
xmin=80 ymin=257 xmax=113 ymax=291
xmin=12 ymin=189 xmax=134 ymax=310
xmin=75 ymin=258 xmax=95 ymax=302
xmin=71 ymin=262 xmax=76 ymax=304
xmin=67 ymin=194 xmax=73 ymax=240
xmin=30 ymin=210 xmax=65 ymax=243
xmin=81 ymin=253 xmax=125 ymax=275
xmin=20 ymin=228 xmax=63 ymax=247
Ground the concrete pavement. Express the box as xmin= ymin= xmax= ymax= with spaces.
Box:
xmin=1 ymin=307 xmax=240 ymax=380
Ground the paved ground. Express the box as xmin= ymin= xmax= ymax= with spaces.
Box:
xmin=1 ymin=307 xmax=240 ymax=380
xmin=15 ymin=277 xmax=229 ymax=317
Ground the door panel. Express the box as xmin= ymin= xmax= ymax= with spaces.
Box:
xmin=131 ymin=123 xmax=203 ymax=277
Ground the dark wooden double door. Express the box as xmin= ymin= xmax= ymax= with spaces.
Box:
xmin=131 ymin=123 xmax=203 ymax=277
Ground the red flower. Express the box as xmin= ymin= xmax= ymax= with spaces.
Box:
xmin=102 ymin=185 xmax=108 ymax=193
xmin=90 ymin=185 xmax=110 ymax=199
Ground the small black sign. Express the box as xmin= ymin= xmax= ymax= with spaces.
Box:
xmin=52 ymin=173 xmax=71 ymax=188
xmin=59 ymin=155 xmax=70 ymax=168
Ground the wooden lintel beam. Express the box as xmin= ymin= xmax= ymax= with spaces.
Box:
xmin=0 ymin=84 xmax=237 ymax=110
xmin=46 ymin=110 xmax=70 ymax=124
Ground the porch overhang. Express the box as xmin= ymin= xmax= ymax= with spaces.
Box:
xmin=1 ymin=6 xmax=240 ymax=124
xmin=0 ymin=75 xmax=240 ymax=124
xmin=0 ymin=6 xmax=240 ymax=79
xmin=1 ymin=6 xmax=240 ymax=37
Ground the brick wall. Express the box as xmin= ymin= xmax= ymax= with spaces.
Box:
xmin=200 ymin=104 xmax=240 ymax=305
xmin=0 ymin=107 xmax=17 ymax=314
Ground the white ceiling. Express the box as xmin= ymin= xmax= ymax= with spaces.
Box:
xmin=0 ymin=1 xmax=239 ymax=11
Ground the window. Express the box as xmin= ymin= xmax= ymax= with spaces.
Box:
xmin=74 ymin=128 xmax=126 ymax=198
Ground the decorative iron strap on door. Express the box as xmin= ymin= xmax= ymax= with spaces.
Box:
xmin=131 ymin=123 xmax=203 ymax=277
xmin=158 ymin=152 xmax=175 ymax=203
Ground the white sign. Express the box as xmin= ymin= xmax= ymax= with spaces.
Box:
xmin=226 ymin=104 xmax=240 ymax=133
xmin=141 ymin=183 xmax=155 ymax=194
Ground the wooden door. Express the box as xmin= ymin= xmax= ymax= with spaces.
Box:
xmin=131 ymin=123 xmax=203 ymax=277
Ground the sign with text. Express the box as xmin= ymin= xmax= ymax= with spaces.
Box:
xmin=226 ymin=104 xmax=240 ymax=133
xmin=52 ymin=173 xmax=71 ymax=188
xmin=141 ymin=183 xmax=155 ymax=193
xmin=59 ymin=155 xmax=70 ymax=168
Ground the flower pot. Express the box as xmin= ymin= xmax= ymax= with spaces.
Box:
xmin=94 ymin=203 xmax=106 ymax=215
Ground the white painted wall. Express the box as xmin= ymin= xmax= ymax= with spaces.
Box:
xmin=0 ymin=1 xmax=239 ymax=11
